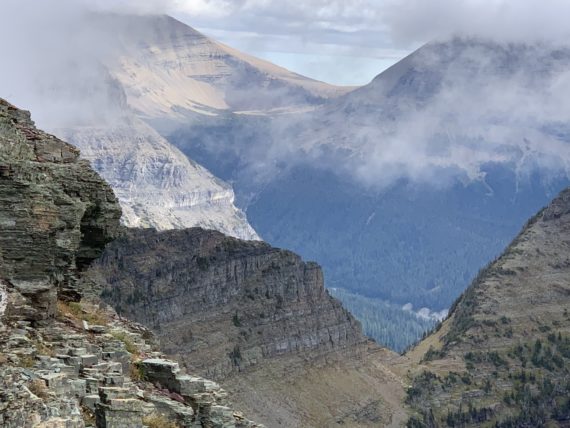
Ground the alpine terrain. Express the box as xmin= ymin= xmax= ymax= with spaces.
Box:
xmin=168 ymin=37 xmax=570 ymax=348
xmin=1 ymin=3 xmax=570 ymax=427
xmin=400 ymin=186 xmax=570 ymax=426
xmin=2 ymin=89 xmax=570 ymax=427
xmin=0 ymin=97 xmax=262 ymax=428
xmin=4 ymin=10 xmax=570 ymax=351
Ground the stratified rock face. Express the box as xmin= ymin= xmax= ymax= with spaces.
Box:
xmin=60 ymin=119 xmax=260 ymax=241
xmin=0 ymin=98 xmax=261 ymax=428
xmin=102 ymin=14 xmax=350 ymax=121
xmin=89 ymin=228 xmax=367 ymax=379
xmin=87 ymin=228 xmax=408 ymax=427
xmin=0 ymin=98 xmax=122 ymax=321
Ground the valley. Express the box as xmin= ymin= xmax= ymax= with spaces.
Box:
xmin=7 ymin=11 xmax=570 ymax=351
xmin=1 ymin=4 xmax=570 ymax=427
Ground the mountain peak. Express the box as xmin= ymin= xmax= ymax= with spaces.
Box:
xmin=98 ymin=13 xmax=353 ymax=122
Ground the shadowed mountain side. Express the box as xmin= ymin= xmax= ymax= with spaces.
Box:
xmin=86 ymin=228 xmax=408 ymax=427
xmin=167 ymin=38 xmax=570 ymax=351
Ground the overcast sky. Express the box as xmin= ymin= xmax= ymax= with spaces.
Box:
xmin=4 ymin=0 xmax=570 ymax=87
xmin=170 ymin=1 xmax=414 ymax=86
xmin=157 ymin=0 xmax=570 ymax=86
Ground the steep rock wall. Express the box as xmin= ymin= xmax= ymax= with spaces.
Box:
xmin=0 ymin=98 xmax=122 ymax=322
xmin=89 ymin=228 xmax=367 ymax=379
xmin=61 ymin=119 xmax=259 ymax=241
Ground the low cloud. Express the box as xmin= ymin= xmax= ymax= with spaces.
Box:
xmin=383 ymin=0 xmax=570 ymax=46
xmin=227 ymin=36 xmax=570 ymax=191
xmin=2 ymin=0 xmax=570 ymax=191
xmin=0 ymin=1 xmax=129 ymax=128
xmin=348 ymin=39 xmax=570 ymax=187
xmin=403 ymin=303 xmax=448 ymax=322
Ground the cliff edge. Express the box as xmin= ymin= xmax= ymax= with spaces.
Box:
xmin=0 ymin=98 xmax=260 ymax=428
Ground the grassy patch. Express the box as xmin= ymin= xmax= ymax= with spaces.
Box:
xmin=110 ymin=330 xmax=140 ymax=355
xmin=33 ymin=340 xmax=55 ymax=357
xmin=142 ymin=414 xmax=179 ymax=428
xmin=28 ymin=379 xmax=49 ymax=399
xmin=129 ymin=358 xmax=144 ymax=381
xmin=57 ymin=300 xmax=109 ymax=326
xmin=19 ymin=355 xmax=35 ymax=368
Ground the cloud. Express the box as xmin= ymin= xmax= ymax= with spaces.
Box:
xmin=171 ymin=0 xmax=403 ymax=85
xmin=0 ymin=0 xmax=131 ymax=128
xmin=383 ymin=0 xmax=570 ymax=46
xmin=328 ymin=38 xmax=570 ymax=188
xmin=169 ymin=1 xmax=570 ymax=84
xmin=222 ymin=37 xmax=570 ymax=191
xmin=3 ymin=0 xmax=570 ymax=191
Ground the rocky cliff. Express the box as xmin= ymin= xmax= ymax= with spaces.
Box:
xmin=89 ymin=228 xmax=367 ymax=378
xmin=1 ymin=12 xmax=264 ymax=242
xmin=87 ymin=228 xmax=408 ymax=427
xmin=398 ymin=187 xmax=570 ymax=426
xmin=0 ymin=98 xmax=261 ymax=428
xmin=60 ymin=118 xmax=259 ymax=241
xmin=0 ymin=97 xmax=121 ymax=320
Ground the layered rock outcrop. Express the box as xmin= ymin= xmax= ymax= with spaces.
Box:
xmin=0 ymin=98 xmax=121 ymax=321
xmin=0 ymin=99 xmax=261 ymax=428
xmin=60 ymin=119 xmax=259 ymax=241
xmin=87 ymin=228 xmax=409 ymax=427
xmin=90 ymin=228 xmax=367 ymax=379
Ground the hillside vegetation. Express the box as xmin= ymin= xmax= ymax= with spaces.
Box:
xmin=401 ymin=189 xmax=570 ymax=427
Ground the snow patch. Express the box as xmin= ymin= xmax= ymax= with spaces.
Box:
xmin=0 ymin=282 xmax=8 ymax=321
xmin=403 ymin=303 xmax=448 ymax=322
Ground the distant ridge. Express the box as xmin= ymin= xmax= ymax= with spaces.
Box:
xmin=101 ymin=14 xmax=353 ymax=122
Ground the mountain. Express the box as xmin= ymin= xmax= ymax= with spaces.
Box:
xmin=60 ymin=117 xmax=259 ymax=240
xmin=8 ymin=10 xmax=570 ymax=352
xmin=87 ymin=228 xmax=408 ymax=427
xmin=0 ymin=98 xmax=121 ymax=315
xmin=2 ymin=14 xmax=310 ymax=242
xmin=400 ymin=186 xmax=570 ymax=426
xmin=3 ymin=96 xmax=570 ymax=427
xmin=0 ymin=12 xmax=355 ymax=241
xmin=0 ymin=96 xmax=406 ymax=428
xmin=0 ymin=98 xmax=263 ymax=428
xmin=82 ymin=170 xmax=570 ymax=427
xmin=99 ymin=14 xmax=352 ymax=125
xmin=167 ymin=38 xmax=570 ymax=349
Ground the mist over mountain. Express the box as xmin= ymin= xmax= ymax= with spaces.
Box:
xmin=0 ymin=6 xmax=269 ymax=240
xmin=2 ymin=3 xmax=570 ymax=426
xmin=169 ymin=37 xmax=570 ymax=347
xmin=3 ymin=1 xmax=570 ymax=350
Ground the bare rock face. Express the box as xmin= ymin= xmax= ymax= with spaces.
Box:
xmin=90 ymin=228 xmax=367 ymax=379
xmin=0 ymin=98 xmax=122 ymax=322
xmin=0 ymin=99 xmax=262 ymax=428
xmin=60 ymin=118 xmax=259 ymax=241
xmin=87 ymin=228 xmax=409 ymax=428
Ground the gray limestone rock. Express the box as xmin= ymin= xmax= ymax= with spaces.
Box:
xmin=0 ymin=99 xmax=260 ymax=428
xmin=0 ymin=98 xmax=122 ymax=322
xmin=90 ymin=228 xmax=367 ymax=379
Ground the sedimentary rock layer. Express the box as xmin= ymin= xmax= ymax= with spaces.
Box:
xmin=0 ymin=97 xmax=121 ymax=321
xmin=91 ymin=228 xmax=367 ymax=378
